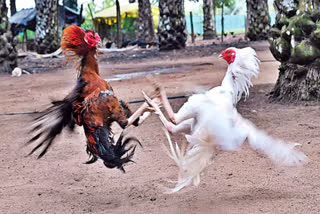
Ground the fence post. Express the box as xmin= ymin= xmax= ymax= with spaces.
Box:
xmin=221 ymin=3 xmax=224 ymax=43
xmin=23 ymin=29 xmax=27 ymax=51
xmin=190 ymin=11 xmax=195 ymax=43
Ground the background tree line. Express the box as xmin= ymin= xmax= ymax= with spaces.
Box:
xmin=1 ymin=0 xmax=320 ymax=101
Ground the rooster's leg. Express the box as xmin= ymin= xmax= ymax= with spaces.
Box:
xmin=158 ymin=87 xmax=176 ymax=124
xmin=171 ymin=119 xmax=193 ymax=134
xmin=144 ymin=92 xmax=195 ymax=134
xmin=137 ymin=112 xmax=151 ymax=125
xmin=125 ymin=98 xmax=159 ymax=128
xmin=143 ymin=92 xmax=178 ymax=133
xmin=148 ymin=76 xmax=176 ymax=124
xmin=126 ymin=102 xmax=148 ymax=128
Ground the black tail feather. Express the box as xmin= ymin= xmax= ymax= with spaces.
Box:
xmin=85 ymin=153 xmax=98 ymax=164
xmin=26 ymin=79 xmax=85 ymax=158
xmin=86 ymin=129 xmax=142 ymax=172
xmin=27 ymin=100 xmax=74 ymax=158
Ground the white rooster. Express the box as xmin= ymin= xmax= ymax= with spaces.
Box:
xmin=144 ymin=47 xmax=308 ymax=193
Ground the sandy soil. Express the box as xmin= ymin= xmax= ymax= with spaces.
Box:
xmin=1 ymin=41 xmax=320 ymax=214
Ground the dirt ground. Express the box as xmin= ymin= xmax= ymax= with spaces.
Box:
xmin=1 ymin=41 xmax=320 ymax=214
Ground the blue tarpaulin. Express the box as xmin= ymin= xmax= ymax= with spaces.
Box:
xmin=9 ymin=5 xmax=84 ymax=36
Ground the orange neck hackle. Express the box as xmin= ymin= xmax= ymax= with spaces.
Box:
xmin=61 ymin=25 xmax=101 ymax=75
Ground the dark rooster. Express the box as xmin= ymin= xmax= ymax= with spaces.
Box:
xmin=27 ymin=25 xmax=152 ymax=172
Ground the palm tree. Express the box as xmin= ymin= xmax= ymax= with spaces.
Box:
xmin=203 ymin=0 xmax=215 ymax=39
xmin=246 ymin=0 xmax=270 ymax=41
xmin=136 ymin=0 xmax=155 ymax=43
xmin=35 ymin=0 xmax=60 ymax=54
xmin=0 ymin=0 xmax=17 ymax=73
xmin=269 ymin=0 xmax=320 ymax=101
xmin=157 ymin=0 xmax=187 ymax=51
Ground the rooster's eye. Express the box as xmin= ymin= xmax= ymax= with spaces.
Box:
xmin=227 ymin=51 xmax=230 ymax=54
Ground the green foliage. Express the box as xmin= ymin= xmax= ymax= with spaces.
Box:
xmin=65 ymin=0 xmax=78 ymax=11
xmin=0 ymin=23 xmax=5 ymax=30
xmin=121 ymin=17 xmax=136 ymax=40
xmin=80 ymin=0 xmax=135 ymax=40
xmin=104 ymin=0 xmax=115 ymax=8
xmin=17 ymin=30 xmax=35 ymax=41
xmin=216 ymin=0 xmax=235 ymax=8
xmin=81 ymin=1 xmax=97 ymax=29
xmin=107 ymin=17 xmax=136 ymax=41
xmin=81 ymin=0 xmax=115 ymax=30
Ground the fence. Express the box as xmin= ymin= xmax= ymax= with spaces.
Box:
xmin=185 ymin=12 xmax=276 ymax=35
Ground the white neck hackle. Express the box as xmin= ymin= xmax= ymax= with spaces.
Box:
xmin=221 ymin=47 xmax=260 ymax=104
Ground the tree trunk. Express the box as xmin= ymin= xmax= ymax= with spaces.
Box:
xmin=35 ymin=0 xmax=60 ymax=54
xmin=0 ymin=0 xmax=17 ymax=73
xmin=136 ymin=0 xmax=155 ymax=43
xmin=87 ymin=4 xmax=95 ymax=31
xmin=63 ymin=0 xmax=66 ymax=28
xmin=157 ymin=0 xmax=187 ymax=51
xmin=10 ymin=0 xmax=16 ymax=15
xmin=116 ymin=0 xmax=122 ymax=48
xmin=190 ymin=11 xmax=195 ymax=43
xmin=246 ymin=0 xmax=270 ymax=41
xmin=78 ymin=4 xmax=83 ymax=25
xmin=221 ymin=3 xmax=224 ymax=43
xmin=212 ymin=0 xmax=217 ymax=36
xmin=203 ymin=0 xmax=215 ymax=39
xmin=269 ymin=0 xmax=320 ymax=101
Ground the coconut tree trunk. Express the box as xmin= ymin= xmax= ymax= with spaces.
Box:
xmin=0 ymin=0 xmax=17 ymax=73
xmin=157 ymin=0 xmax=187 ymax=51
xmin=136 ymin=0 xmax=155 ymax=43
xmin=35 ymin=0 xmax=60 ymax=54
xmin=246 ymin=0 xmax=270 ymax=41
xmin=203 ymin=0 xmax=215 ymax=39
xmin=269 ymin=0 xmax=320 ymax=101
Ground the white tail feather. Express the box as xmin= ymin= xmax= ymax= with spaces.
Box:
xmin=162 ymin=114 xmax=307 ymax=193
xmin=163 ymin=129 xmax=215 ymax=193
xmin=242 ymin=118 xmax=308 ymax=166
